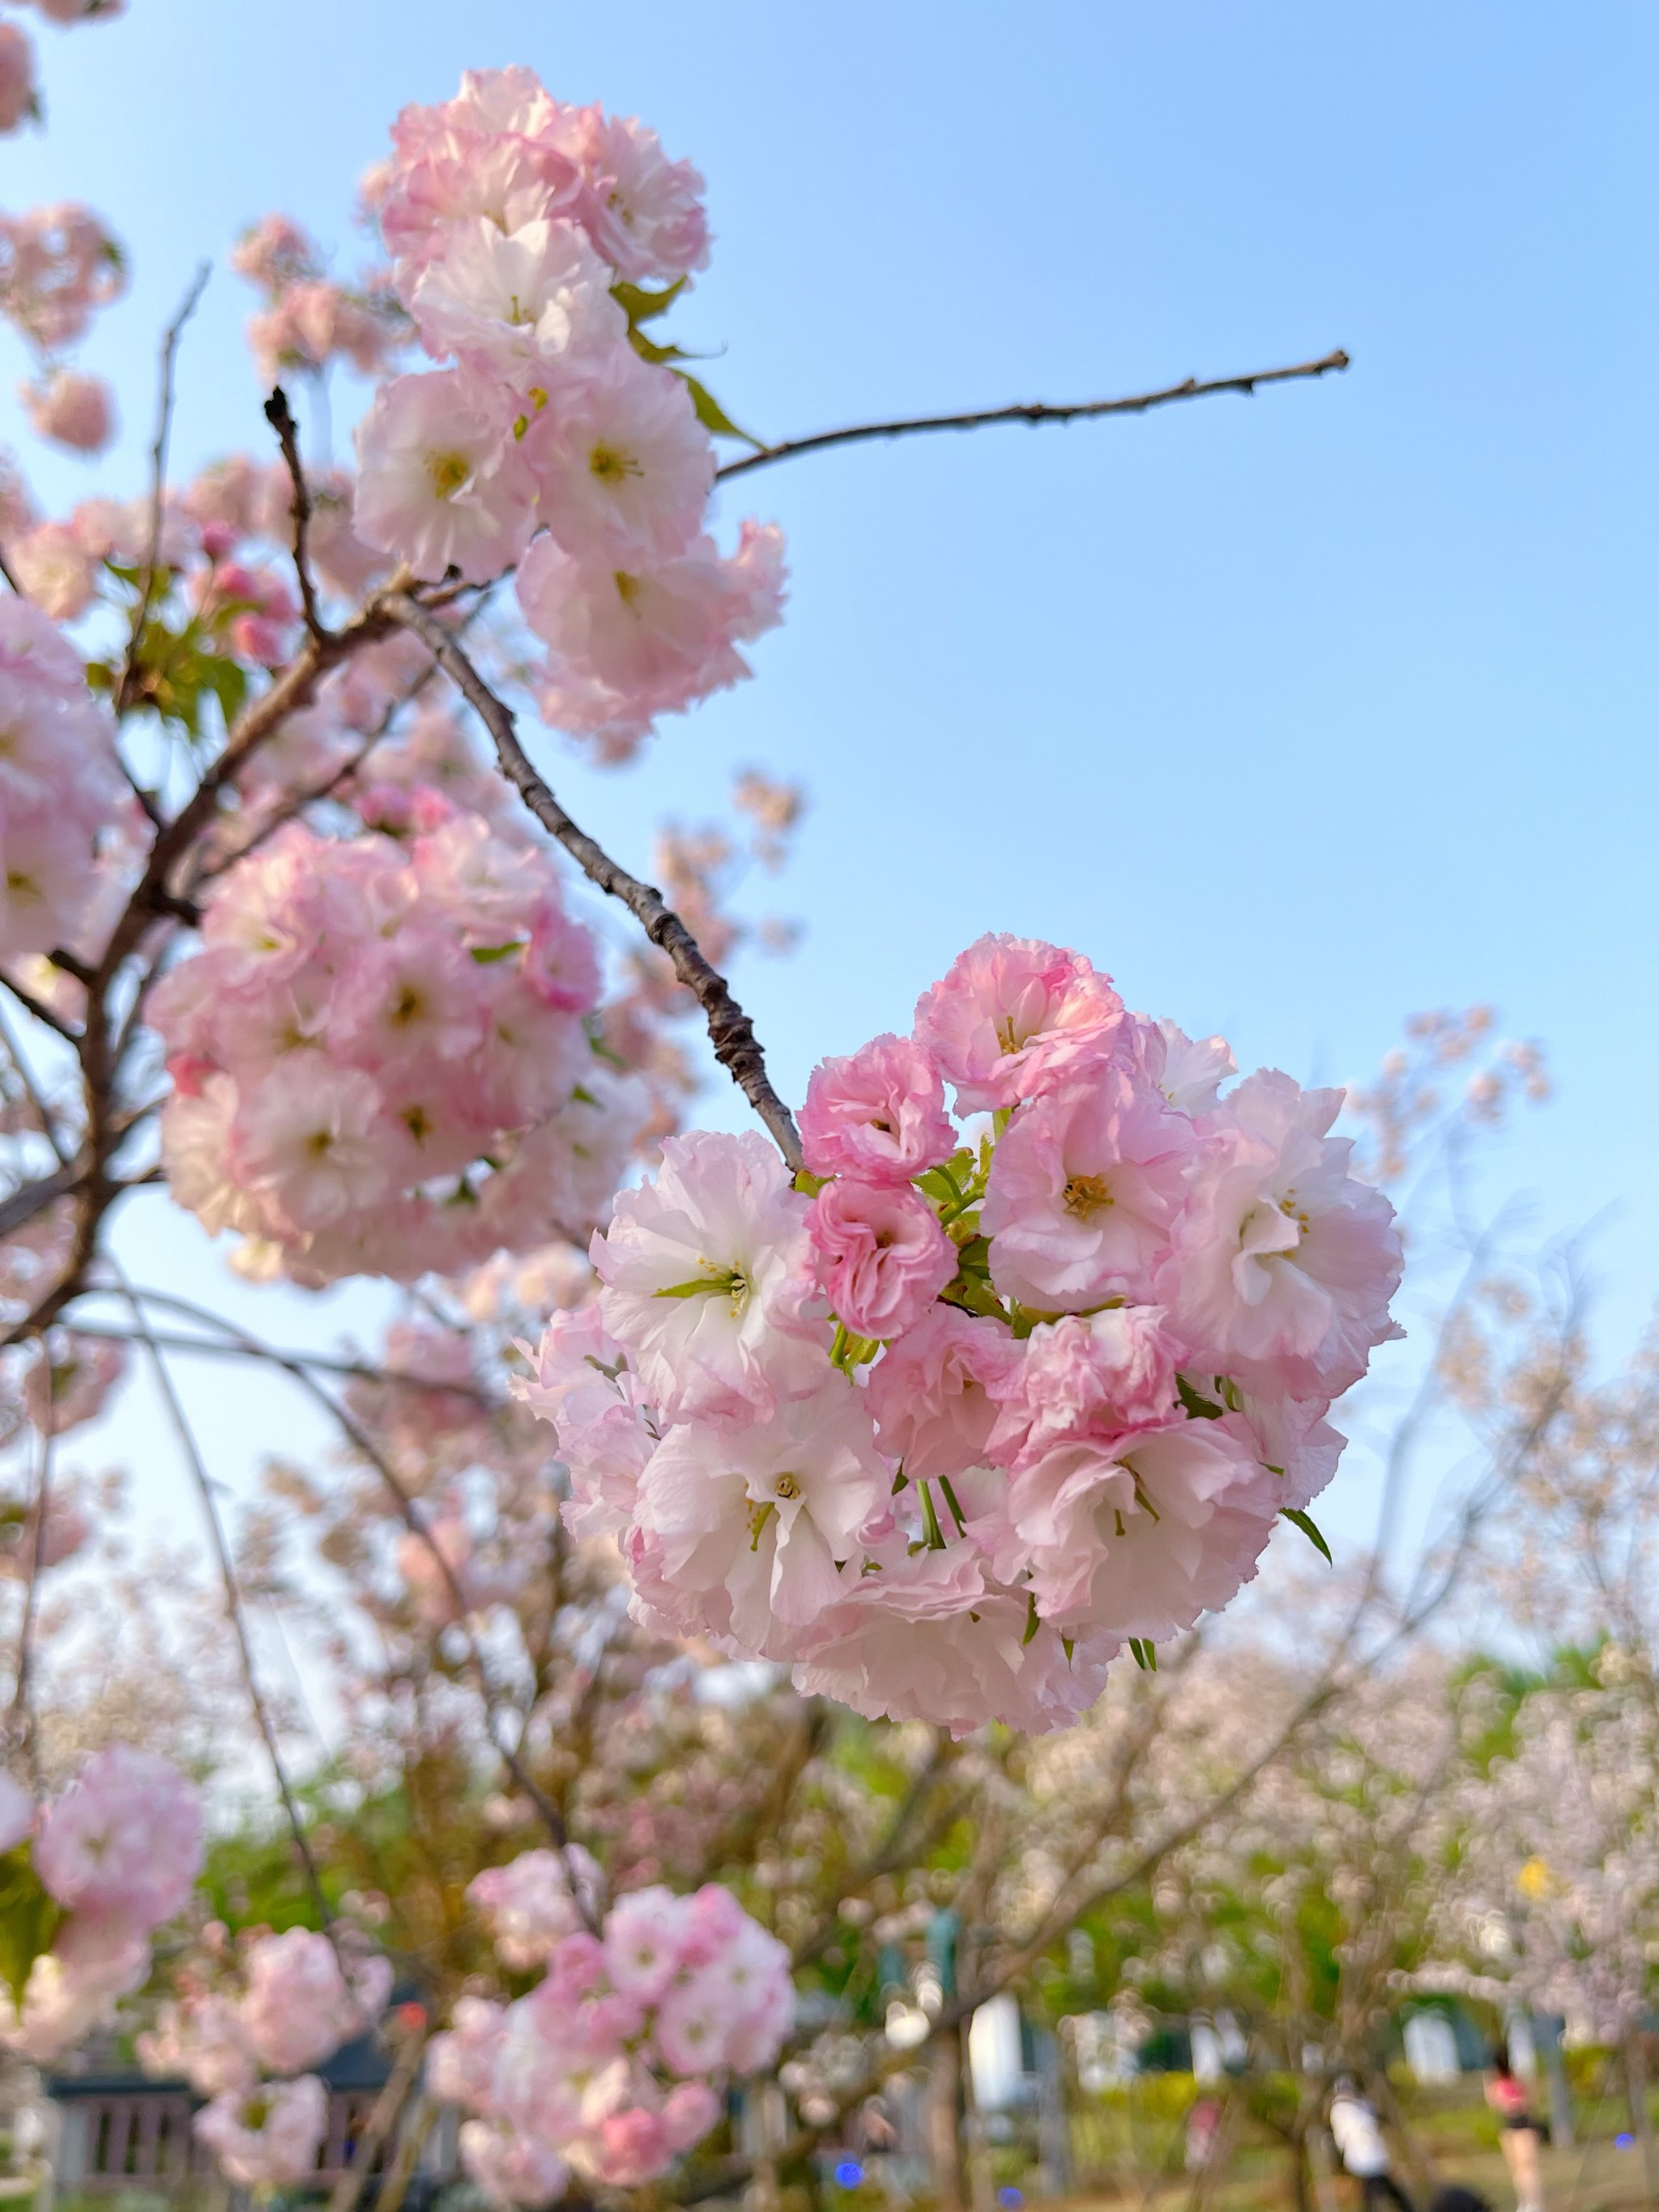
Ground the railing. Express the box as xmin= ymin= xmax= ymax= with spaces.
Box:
xmin=54 ymin=2088 xmax=385 ymax=2194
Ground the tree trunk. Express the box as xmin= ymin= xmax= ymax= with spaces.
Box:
xmin=927 ymin=2020 xmax=967 ymax=2211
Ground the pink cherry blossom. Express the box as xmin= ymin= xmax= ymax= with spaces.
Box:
xmin=800 ymin=1031 xmax=957 ymax=1186
xmin=863 ymin=1305 xmax=1021 ymax=1484
xmin=240 ymin=1928 xmax=393 ymax=2076
xmin=20 ymin=369 xmax=114 ymax=454
xmin=467 ymin=1846 xmax=603 ymax=1969
xmin=1156 ymin=1069 xmax=1404 ymax=1398
xmin=808 ymin=1177 xmax=957 ymax=1342
xmin=551 ymin=107 xmax=711 ymax=284
xmin=458 ymin=2117 xmax=572 ymax=2208
xmin=913 ymin=933 xmax=1125 ymax=1113
xmin=996 ymin=1417 xmax=1276 ymax=1638
xmin=529 ymin=349 xmax=714 ymax=565
xmin=352 ymin=369 xmax=531 ymax=583
xmin=518 ymin=521 xmax=786 ymax=759
xmin=629 ymin=1372 xmax=885 ymax=1659
xmin=603 ymin=1885 xmax=690 ymax=2004
xmin=0 ymin=24 xmax=37 ymax=135
xmin=194 ymin=2074 xmax=328 ymax=2189
xmin=980 ymin=1066 xmax=1201 ymax=1311
xmin=410 ymin=216 xmax=623 ymax=390
xmin=983 ymin=1305 xmax=1183 ymax=1469
xmin=35 ymin=1746 xmax=203 ymax=1932
xmin=594 ymin=1129 xmax=821 ymax=1423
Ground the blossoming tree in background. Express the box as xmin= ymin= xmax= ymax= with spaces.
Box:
xmin=0 ymin=16 xmax=1596 ymax=2206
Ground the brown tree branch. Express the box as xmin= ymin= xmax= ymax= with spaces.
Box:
xmin=714 ymin=349 xmax=1351 ymax=483
xmin=382 ymin=594 xmax=805 ymax=1172
xmin=263 ymin=385 xmax=330 ymax=645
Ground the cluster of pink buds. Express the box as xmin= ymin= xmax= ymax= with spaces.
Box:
xmin=522 ymin=934 xmax=1404 ymax=1733
xmin=0 ymin=1746 xmax=203 ymax=2065
xmin=428 ymin=1848 xmax=792 ymax=2202
xmin=352 ymin=66 xmax=785 ymax=762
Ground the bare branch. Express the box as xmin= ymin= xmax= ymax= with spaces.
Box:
xmin=113 ymin=1270 xmax=336 ymax=1935
xmin=714 ymin=349 xmax=1351 ymax=483
xmin=61 ymin=1312 xmax=497 ymax=1403
xmin=114 ymin=263 xmax=211 ymax=720
xmin=383 ymin=594 xmax=805 ymax=1172
xmin=263 ymin=385 xmax=330 ymax=645
xmin=0 ymin=1161 xmax=83 ymax=1241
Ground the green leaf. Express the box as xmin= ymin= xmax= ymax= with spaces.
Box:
xmin=1127 ymin=1637 xmax=1158 ymax=1672
xmin=1175 ymin=1373 xmax=1225 ymax=1421
xmin=0 ymin=1845 xmax=60 ymax=2009
xmin=612 ymin=277 xmax=688 ymax=327
xmin=470 ymin=941 xmax=527 ymax=965
xmin=1022 ymin=1590 xmax=1041 ymax=1647
xmin=676 ymin=372 xmax=764 ymax=447
xmin=628 ymin=329 xmax=693 ymax=367
xmin=1280 ymin=1506 xmax=1333 ymax=1565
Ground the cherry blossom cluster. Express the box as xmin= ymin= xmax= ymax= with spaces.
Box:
xmin=352 ymin=66 xmax=786 ymax=762
xmin=231 ymin=211 xmax=404 ymax=391
xmin=0 ymin=1745 xmax=203 ymax=2064
xmin=0 ymin=596 xmax=138 ymax=963
xmin=522 ymin=933 xmax=1404 ymax=1733
xmin=428 ymin=1847 xmax=792 ymax=2203
xmin=0 ymin=0 xmax=122 ymax=147
xmin=139 ymin=1924 xmax=394 ymax=2188
xmin=151 ymin=801 xmax=646 ymax=1284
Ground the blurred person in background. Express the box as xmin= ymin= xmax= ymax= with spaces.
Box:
xmin=1485 ymin=2044 xmax=1546 ymax=2212
xmin=1331 ymin=2078 xmax=1415 ymax=2212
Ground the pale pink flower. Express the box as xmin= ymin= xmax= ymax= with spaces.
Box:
xmin=35 ymin=1746 xmax=203 ymax=1932
xmin=864 ymin=1305 xmax=1021 ymax=1484
xmin=195 ymin=2074 xmax=328 ymax=2189
xmin=458 ymin=2116 xmax=571 ymax=2207
xmin=232 ymin=1061 xmax=394 ymax=1232
xmin=586 ymin=2105 xmax=672 ymax=2186
xmin=425 ymin=1996 xmax=507 ymax=2107
xmin=0 ymin=1918 xmax=151 ymax=2065
xmin=326 ymin=930 xmax=484 ymax=1072
xmin=603 ymin=1886 xmax=689 ymax=2004
xmin=241 ymin=1928 xmax=392 ymax=2076
xmin=352 ymin=369 xmax=531 ymax=583
xmin=522 ymin=898 xmax=602 ymax=1013
xmin=9 ymin=521 xmax=94 ymax=619
xmin=20 ymin=369 xmax=114 ymax=454
xmin=514 ymin=1304 xmax=653 ymax=1544
xmin=595 ymin=1129 xmax=822 ymax=1423
xmin=629 ymin=1371 xmax=885 ymax=1659
xmin=983 ymin=1305 xmax=1183 ymax=1469
xmin=980 ymin=1067 xmax=1201 ymax=1311
xmin=0 ymin=203 xmax=126 ymax=352
xmin=529 ymin=349 xmax=713 ymax=564
xmin=1156 ymin=1070 xmax=1404 ymax=1398
xmin=410 ymin=216 xmax=623 ymax=385
xmin=800 ymin=1032 xmax=957 ymax=1186
xmin=996 ymin=1417 xmax=1275 ymax=1638
xmin=0 ymin=25 xmax=38 ymax=134
xmin=467 ymin=1846 xmax=603 ymax=1969
xmin=552 ymin=107 xmax=711 ymax=284
xmin=795 ymin=1541 xmax=1114 ymax=1736
xmin=808 ymin=1178 xmax=956 ymax=1342
xmin=661 ymin=2079 xmax=723 ymax=2150
xmin=1122 ymin=1014 xmax=1237 ymax=1113
xmin=913 ymin=933 xmax=1125 ymax=1112
xmin=520 ymin=522 xmax=785 ymax=756
xmin=138 ymin=1992 xmax=256 ymax=2099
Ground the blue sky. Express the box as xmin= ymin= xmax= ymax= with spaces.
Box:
xmin=7 ymin=1 xmax=1655 ymax=1571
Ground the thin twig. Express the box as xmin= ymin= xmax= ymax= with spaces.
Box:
xmin=61 ymin=1314 xmax=497 ymax=1403
xmin=9 ymin=1360 xmax=55 ymax=1793
xmin=0 ymin=997 xmax=69 ymax=1168
xmin=113 ymin=1272 xmax=336 ymax=1935
xmin=0 ymin=1161 xmax=83 ymax=1241
xmin=0 ymin=545 xmax=21 ymax=596
xmin=113 ymin=1284 xmax=584 ymax=1873
xmin=263 ymin=385 xmax=331 ymax=645
xmin=714 ymin=348 xmax=1351 ymax=482
xmin=114 ymin=263 xmax=211 ymax=719
xmin=383 ymin=594 xmax=805 ymax=1172
xmin=1 ymin=970 xmax=79 ymax=1044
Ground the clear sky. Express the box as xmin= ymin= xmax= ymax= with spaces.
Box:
xmin=7 ymin=1 xmax=1655 ymax=1576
